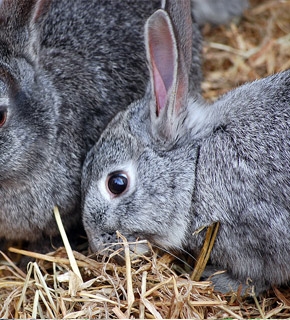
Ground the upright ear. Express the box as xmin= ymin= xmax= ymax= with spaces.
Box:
xmin=0 ymin=0 xmax=51 ymax=58
xmin=161 ymin=0 xmax=193 ymax=73
xmin=145 ymin=6 xmax=192 ymax=142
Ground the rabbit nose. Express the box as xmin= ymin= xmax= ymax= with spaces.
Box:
xmin=100 ymin=232 xmax=118 ymax=246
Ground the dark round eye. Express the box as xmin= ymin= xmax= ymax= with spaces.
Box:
xmin=107 ymin=171 xmax=129 ymax=196
xmin=0 ymin=108 xmax=7 ymax=127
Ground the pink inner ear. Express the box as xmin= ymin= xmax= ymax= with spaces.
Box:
xmin=147 ymin=12 xmax=176 ymax=117
xmin=151 ymin=59 xmax=167 ymax=115
xmin=32 ymin=0 xmax=51 ymax=23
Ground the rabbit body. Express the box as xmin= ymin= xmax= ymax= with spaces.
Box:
xmin=191 ymin=72 xmax=290 ymax=293
xmin=82 ymin=4 xmax=290 ymax=294
xmin=0 ymin=0 xmax=165 ymax=242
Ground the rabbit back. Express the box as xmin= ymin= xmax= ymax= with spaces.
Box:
xmin=189 ymin=71 xmax=290 ymax=294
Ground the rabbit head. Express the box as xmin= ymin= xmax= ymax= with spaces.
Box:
xmin=82 ymin=106 xmax=199 ymax=254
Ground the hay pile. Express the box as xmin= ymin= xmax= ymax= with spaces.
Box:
xmin=1 ymin=224 xmax=290 ymax=319
xmin=202 ymin=0 xmax=290 ymax=100
xmin=1 ymin=0 xmax=290 ymax=318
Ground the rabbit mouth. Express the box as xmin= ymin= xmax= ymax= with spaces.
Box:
xmin=88 ymin=231 xmax=152 ymax=258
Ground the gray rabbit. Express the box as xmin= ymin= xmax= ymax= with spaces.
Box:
xmin=82 ymin=1 xmax=290 ymax=295
xmin=0 ymin=0 xmax=165 ymax=249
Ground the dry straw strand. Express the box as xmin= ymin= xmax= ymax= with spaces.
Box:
xmin=191 ymin=222 xmax=220 ymax=281
xmin=53 ymin=206 xmax=83 ymax=283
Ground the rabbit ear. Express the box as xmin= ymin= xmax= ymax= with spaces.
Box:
xmin=161 ymin=0 xmax=193 ymax=72
xmin=145 ymin=5 xmax=191 ymax=141
xmin=0 ymin=0 xmax=51 ymax=26
xmin=0 ymin=0 xmax=51 ymax=58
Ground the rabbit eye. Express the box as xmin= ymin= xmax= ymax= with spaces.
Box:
xmin=107 ymin=171 xmax=129 ymax=196
xmin=0 ymin=108 xmax=7 ymax=127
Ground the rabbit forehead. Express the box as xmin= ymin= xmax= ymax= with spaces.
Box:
xmin=93 ymin=129 xmax=141 ymax=174
xmin=93 ymin=103 xmax=148 ymax=171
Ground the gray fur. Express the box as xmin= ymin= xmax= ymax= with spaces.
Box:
xmin=0 ymin=0 xmax=163 ymax=244
xmin=82 ymin=2 xmax=290 ymax=295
